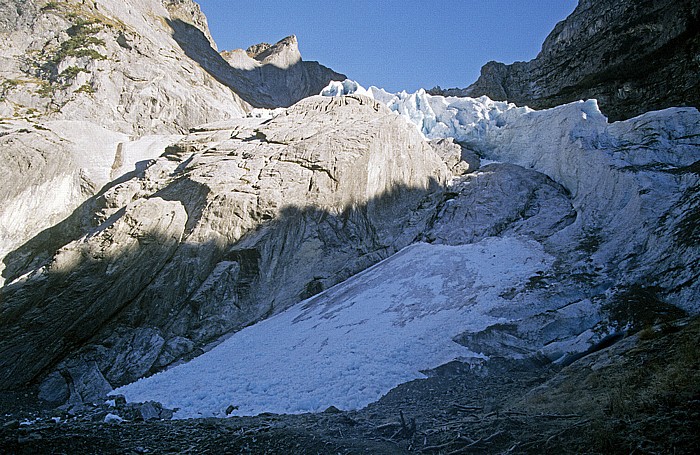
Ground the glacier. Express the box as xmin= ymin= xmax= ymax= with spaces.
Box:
xmin=321 ymin=79 xmax=530 ymax=143
xmin=115 ymin=81 xmax=700 ymax=419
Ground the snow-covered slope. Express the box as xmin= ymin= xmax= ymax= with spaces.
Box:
xmin=117 ymin=238 xmax=551 ymax=418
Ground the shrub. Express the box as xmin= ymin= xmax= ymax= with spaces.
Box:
xmin=75 ymin=84 xmax=95 ymax=95
xmin=603 ymin=284 xmax=687 ymax=333
xmin=60 ymin=66 xmax=85 ymax=80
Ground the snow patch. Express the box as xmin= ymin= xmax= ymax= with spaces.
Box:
xmin=116 ymin=237 xmax=552 ymax=418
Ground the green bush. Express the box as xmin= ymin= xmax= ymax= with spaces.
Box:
xmin=60 ymin=66 xmax=85 ymax=80
xmin=75 ymin=84 xmax=95 ymax=95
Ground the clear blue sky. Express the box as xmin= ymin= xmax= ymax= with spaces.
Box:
xmin=197 ymin=1 xmax=579 ymax=93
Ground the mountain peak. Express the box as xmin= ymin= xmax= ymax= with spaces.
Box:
xmin=244 ymin=35 xmax=301 ymax=68
xmin=162 ymin=0 xmax=217 ymax=50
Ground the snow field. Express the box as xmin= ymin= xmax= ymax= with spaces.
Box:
xmin=116 ymin=237 xmax=552 ymax=418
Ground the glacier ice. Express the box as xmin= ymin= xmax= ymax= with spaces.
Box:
xmin=320 ymin=79 xmax=531 ymax=143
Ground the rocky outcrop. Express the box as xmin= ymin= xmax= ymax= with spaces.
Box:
xmin=0 ymin=95 xmax=450 ymax=391
xmin=423 ymin=163 xmax=576 ymax=245
xmin=0 ymin=0 xmax=249 ymax=134
xmin=163 ymin=0 xmax=217 ymax=50
xmin=0 ymin=0 xmax=345 ymax=286
xmin=431 ymin=0 xmax=700 ymax=121
xmin=220 ymin=35 xmax=347 ymax=108
xmin=428 ymin=138 xmax=479 ymax=176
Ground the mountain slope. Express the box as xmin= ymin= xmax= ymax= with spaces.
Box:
xmin=0 ymin=95 xmax=450 ymax=395
xmin=0 ymin=0 xmax=249 ymax=134
xmin=0 ymin=0 xmax=248 ymax=285
xmin=0 ymin=0 xmax=345 ymax=288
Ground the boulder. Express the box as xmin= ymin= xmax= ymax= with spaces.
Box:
xmin=64 ymin=360 xmax=113 ymax=405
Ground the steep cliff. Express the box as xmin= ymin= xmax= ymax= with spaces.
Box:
xmin=0 ymin=95 xmax=450 ymax=395
xmin=432 ymin=0 xmax=700 ymax=121
xmin=0 ymin=0 xmax=345 ymax=287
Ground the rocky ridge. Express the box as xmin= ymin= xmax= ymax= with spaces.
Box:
xmin=431 ymin=0 xmax=700 ymax=121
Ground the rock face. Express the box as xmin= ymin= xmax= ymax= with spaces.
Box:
xmin=0 ymin=95 xmax=449 ymax=391
xmin=0 ymin=197 xmax=187 ymax=389
xmin=0 ymin=119 xmax=182 ymax=284
xmin=0 ymin=0 xmax=249 ymax=134
xmin=431 ymin=0 xmax=700 ymax=121
xmin=0 ymin=0 xmax=345 ymax=285
xmin=422 ymin=163 xmax=575 ymax=246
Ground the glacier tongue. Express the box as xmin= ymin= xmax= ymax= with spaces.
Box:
xmin=116 ymin=238 xmax=552 ymax=418
xmin=322 ymin=81 xmax=700 ymax=307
